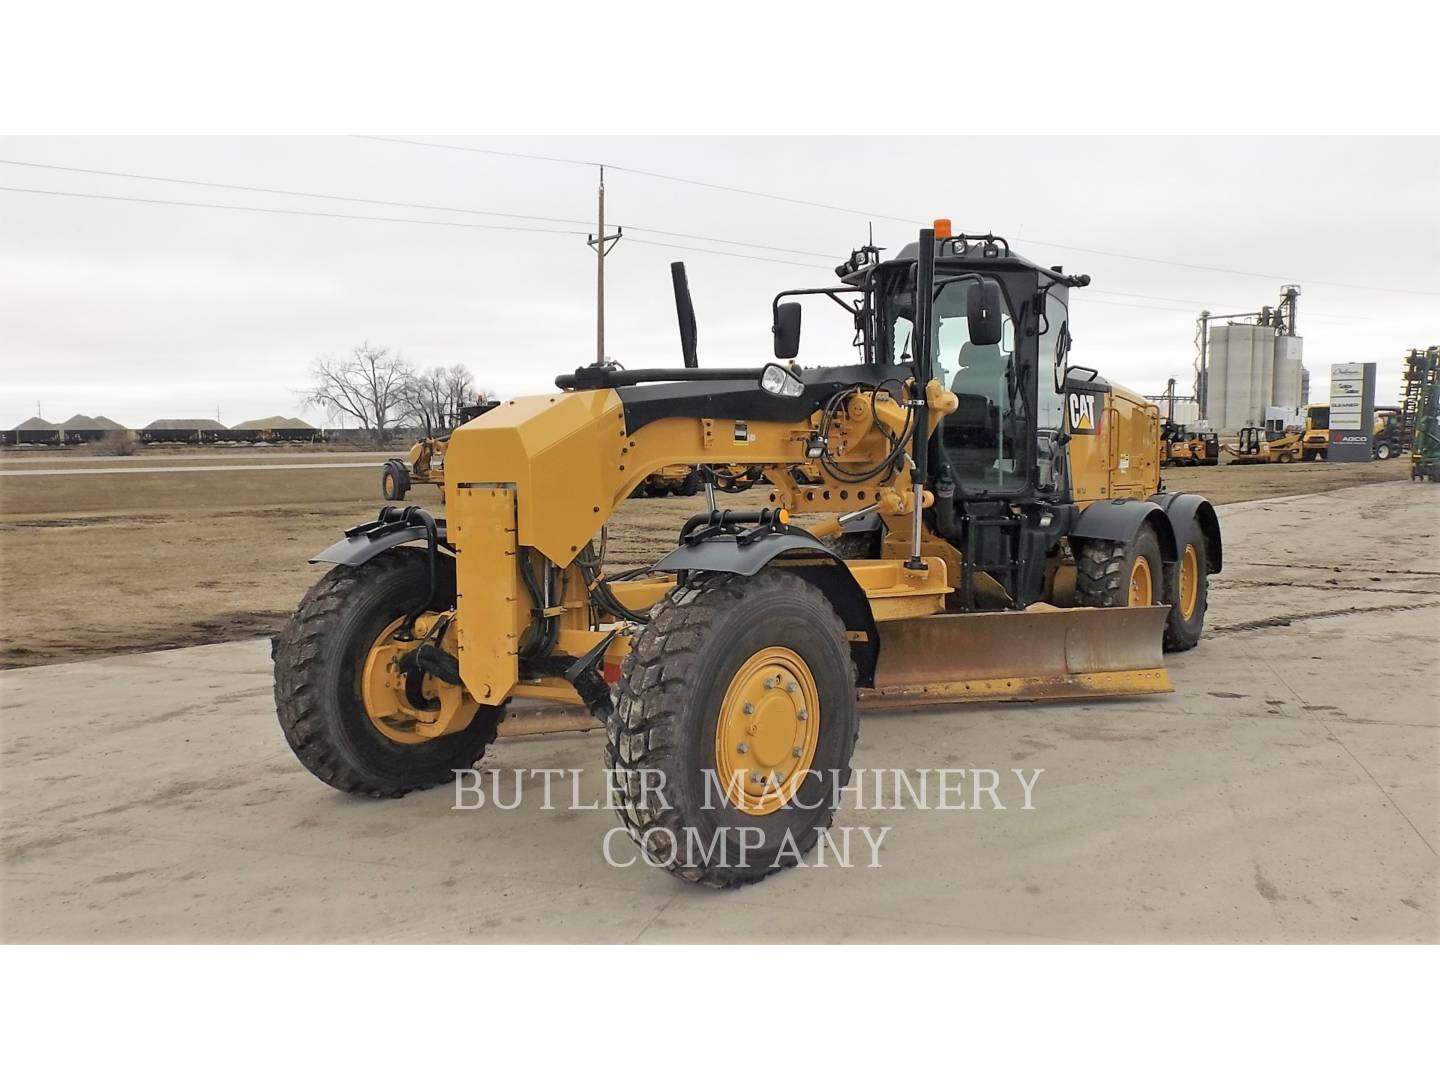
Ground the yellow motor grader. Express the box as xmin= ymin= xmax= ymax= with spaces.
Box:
xmin=274 ymin=224 xmax=1222 ymax=886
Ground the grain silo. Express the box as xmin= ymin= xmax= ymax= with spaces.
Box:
xmin=1272 ymin=336 xmax=1304 ymax=412
xmin=1208 ymin=324 xmax=1275 ymax=433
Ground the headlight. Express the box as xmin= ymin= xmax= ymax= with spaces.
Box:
xmin=760 ymin=363 xmax=804 ymax=398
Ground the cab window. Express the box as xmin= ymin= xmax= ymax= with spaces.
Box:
xmin=884 ymin=275 xmax=1029 ymax=494
xmin=1035 ymin=291 xmax=1069 ymax=490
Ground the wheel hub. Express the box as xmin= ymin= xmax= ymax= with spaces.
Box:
xmin=714 ymin=647 xmax=820 ymax=816
xmin=1178 ymin=544 xmax=1199 ymax=620
xmin=361 ymin=615 xmax=477 ymax=743
xmin=1128 ymin=557 xmax=1153 ymax=607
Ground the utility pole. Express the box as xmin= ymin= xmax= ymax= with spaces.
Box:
xmin=586 ymin=166 xmax=623 ymax=366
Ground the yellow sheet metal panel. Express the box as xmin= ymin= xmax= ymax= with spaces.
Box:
xmin=1066 ymin=383 xmax=1160 ymax=505
xmin=444 ymin=390 xmax=626 ymax=566
xmin=1064 ymin=386 xmax=1110 ymax=502
xmin=1108 ymin=384 xmax=1161 ymax=500
xmin=449 ymin=485 xmax=523 ymax=705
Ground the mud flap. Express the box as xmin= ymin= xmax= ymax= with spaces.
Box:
xmin=865 ymin=605 xmax=1173 ymax=706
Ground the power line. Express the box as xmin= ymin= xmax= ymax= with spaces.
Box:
xmin=0 ymin=185 xmax=589 ymax=234
xmin=353 ymin=135 xmax=916 ymax=225
xmin=1087 ymin=287 xmax=1370 ymax=321
xmin=0 ymin=158 xmax=595 ymax=228
xmin=0 ymin=185 xmax=839 ymax=271
xmin=0 ymin=182 xmax=1377 ymax=310
xmin=1023 ymin=237 xmax=1439 ymax=299
xmin=628 ymin=237 xmax=831 ymax=270
xmin=0 ymin=158 xmax=843 ymax=260
xmin=355 ymin=135 xmax=1440 ymax=298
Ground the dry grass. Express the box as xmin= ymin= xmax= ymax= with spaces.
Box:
xmin=0 ymin=451 xmax=1413 ymax=668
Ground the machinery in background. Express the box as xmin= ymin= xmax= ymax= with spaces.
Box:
xmin=1158 ymin=376 xmax=1220 ymax=467
xmin=1301 ymin=403 xmax=1330 ymax=461
xmin=1373 ymin=406 xmax=1402 ymax=460
xmin=1400 ymin=347 xmax=1439 ymax=455
xmin=1299 ymin=400 xmax=1406 ymax=463
xmin=1162 ymin=423 xmax=1220 ymax=467
xmin=1187 ymin=429 xmax=1222 ymax=466
xmin=379 ymin=399 xmax=500 ymax=501
xmin=1409 ymin=349 xmax=1440 ymax=481
xmin=635 ymin=464 xmax=702 ymax=497
xmin=1226 ymin=426 xmax=1303 ymax=465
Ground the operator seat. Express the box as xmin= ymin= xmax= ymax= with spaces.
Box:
xmin=944 ymin=342 xmax=1006 ymax=474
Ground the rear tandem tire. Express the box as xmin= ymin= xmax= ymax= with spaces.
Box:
xmin=1074 ymin=526 xmax=1165 ymax=610
xmin=1162 ymin=530 xmax=1209 ymax=652
xmin=272 ymin=548 xmax=502 ymax=798
xmin=604 ymin=570 xmax=860 ymax=887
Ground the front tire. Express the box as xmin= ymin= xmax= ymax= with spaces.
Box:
xmin=604 ymin=570 xmax=860 ymax=887
xmin=273 ymin=548 xmax=501 ymax=798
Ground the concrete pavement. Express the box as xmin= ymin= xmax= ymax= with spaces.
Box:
xmin=2 ymin=481 xmax=1436 ymax=942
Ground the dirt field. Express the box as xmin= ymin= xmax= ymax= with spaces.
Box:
xmin=0 ymin=452 xmax=1416 ymax=668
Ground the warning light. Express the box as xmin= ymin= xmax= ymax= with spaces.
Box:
xmin=933 ymin=218 xmax=953 ymax=240
xmin=777 ymin=508 xmax=790 ymax=525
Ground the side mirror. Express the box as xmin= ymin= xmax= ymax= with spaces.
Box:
xmin=967 ymin=281 xmax=1004 ymax=346
xmin=773 ymin=302 xmax=802 ymax=359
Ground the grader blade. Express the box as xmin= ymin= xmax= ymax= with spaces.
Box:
xmin=866 ymin=605 xmax=1173 ymax=706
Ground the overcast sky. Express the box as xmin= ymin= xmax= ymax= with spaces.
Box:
xmin=2 ymin=135 xmax=1436 ymax=429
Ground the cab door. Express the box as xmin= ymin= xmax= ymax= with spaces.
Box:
xmin=1064 ymin=384 xmax=1110 ymax=503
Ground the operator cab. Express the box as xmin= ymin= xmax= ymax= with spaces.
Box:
xmin=775 ymin=228 xmax=1089 ymax=502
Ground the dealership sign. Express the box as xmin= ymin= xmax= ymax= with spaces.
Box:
xmin=1329 ymin=363 xmax=1365 ymax=431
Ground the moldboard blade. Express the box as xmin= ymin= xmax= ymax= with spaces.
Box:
xmin=865 ymin=605 xmax=1173 ymax=706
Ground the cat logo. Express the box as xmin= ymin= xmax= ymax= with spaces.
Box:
xmin=1066 ymin=391 xmax=1103 ymax=435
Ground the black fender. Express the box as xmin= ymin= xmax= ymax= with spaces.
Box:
xmin=652 ymin=531 xmax=880 ymax=687
xmin=311 ymin=512 xmax=451 ymax=566
xmin=1070 ymin=498 xmax=1178 ymax=562
xmin=1148 ymin=491 xmax=1222 ymax=573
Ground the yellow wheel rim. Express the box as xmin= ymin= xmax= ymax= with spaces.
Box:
xmin=713 ymin=647 xmax=820 ymax=817
xmin=1128 ymin=555 xmax=1154 ymax=607
xmin=1178 ymin=543 xmax=1199 ymax=620
xmin=360 ymin=615 xmax=477 ymax=744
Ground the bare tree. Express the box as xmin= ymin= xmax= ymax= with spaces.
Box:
xmin=397 ymin=366 xmax=445 ymax=437
xmin=398 ymin=363 xmax=489 ymax=435
xmin=303 ymin=343 xmax=411 ymax=445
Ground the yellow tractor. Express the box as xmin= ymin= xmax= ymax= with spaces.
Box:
xmin=274 ymin=225 xmax=1222 ymax=886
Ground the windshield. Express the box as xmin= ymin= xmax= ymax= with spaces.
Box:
xmin=879 ymin=272 xmax=1030 ymax=493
